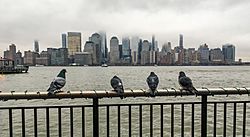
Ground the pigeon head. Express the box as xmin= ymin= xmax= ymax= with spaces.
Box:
xmin=179 ymin=71 xmax=186 ymax=77
xmin=150 ymin=72 xmax=155 ymax=75
xmin=57 ymin=69 xmax=67 ymax=78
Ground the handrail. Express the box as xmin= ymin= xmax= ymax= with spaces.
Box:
xmin=0 ymin=87 xmax=250 ymax=101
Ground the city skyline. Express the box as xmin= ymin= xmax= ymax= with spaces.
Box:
xmin=2 ymin=32 xmax=237 ymax=67
xmin=0 ymin=0 xmax=250 ymax=60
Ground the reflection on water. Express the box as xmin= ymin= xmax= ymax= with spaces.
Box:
xmin=1 ymin=66 xmax=250 ymax=136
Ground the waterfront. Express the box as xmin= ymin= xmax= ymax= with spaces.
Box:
xmin=1 ymin=66 xmax=250 ymax=136
xmin=1 ymin=66 xmax=250 ymax=93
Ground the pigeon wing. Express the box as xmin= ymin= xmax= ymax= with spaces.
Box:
xmin=54 ymin=77 xmax=66 ymax=90
xmin=179 ymin=76 xmax=193 ymax=88
xmin=111 ymin=78 xmax=119 ymax=89
xmin=47 ymin=77 xmax=65 ymax=92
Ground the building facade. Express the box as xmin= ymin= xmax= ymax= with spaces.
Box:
xmin=34 ymin=40 xmax=39 ymax=53
xmin=198 ymin=44 xmax=209 ymax=64
xmin=74 ymin=52 xmax=92 ymax=65
xmin=122 ymin=37 xmax=131 ymax=63
xmin=62 ymin=33 xmax=67 ymax=48
xmin=24 ymin=50 xmax=36 ymax=66
xmin=109 ymin=36 xmax=120 ymax=65
xmin=67 ymin=32 xmax=81 ymax=56
xmin=89 ymin=33 xmax=102 ymax=65
xmin=47 ymin=48 xmax=68 ymax=66
xmin=222 ymin=44 xmax=235 ymax=64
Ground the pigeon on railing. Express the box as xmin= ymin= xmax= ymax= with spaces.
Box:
xmin=47 ymin=69 xmax=67 ymax=95
xmin=147 ymin=72 xmax=159 ymax=97
xmin=178 ymin=71 xmax=197 ymax=94
xmin=111 ymin=76 xmax=124 ymax=99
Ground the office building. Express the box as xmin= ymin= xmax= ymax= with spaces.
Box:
xmin=16 ymin=50 xmax=23 ymax=65
xmin=222 ymin=44 xmax=235 ymax=64
xmin=62 ymin=33 xmax=67 ymax=48
xmin=74 ymin=52 xmax=92 ymax=65
xmin=198 ymin=43 xmax=209 ymax=64
xmin=210 ymin=48 xmax=224 ymax=63
xmin=99 ymin=31 xmax=108 ymax=61
xmin=140 ymin=40 xmax=150 ymax=65
xmin=109 ymin=36 xmax=120 ymax=64
xmin=67 ymin=32 xmax=81 ymax=56
xmin=34 ymin=40 xmax=39 ymax=53
xmin=36 ymin=51 xmax=50 ymax=66
xmin=179 ymin=34 xmax=184 ymax=49
xmin=24 ymin=50 xmax=36 ymax=66
xmin=89 ymin=33 xmax=102 ymax=65
xmin=122 ymin=37 xmax=131 ymax=62
xmin=47 ymin=48 xmax=68 ymax=66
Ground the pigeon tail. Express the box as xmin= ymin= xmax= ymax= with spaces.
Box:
xmin=149 ymin=89 xmax=156 ymax=97
xmin=187 ymin=86 xmax=198 ymax=94
xmin=117 ymin=88 xmax=124 ymax=99
xmin=47 ymin=90 xmax=55 ymax=96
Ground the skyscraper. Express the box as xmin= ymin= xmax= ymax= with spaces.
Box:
xmin=109 ymin=36 xmax=120 ymax=64
xmin=141 ymin=40 xmax=150 ymax=65
xmin=137 ymin=39 xmax=143 ymax=64
xmin=198 ymin=43 xmax=209 ymax=64
xmin=210 ymin=48 xmax=224 ymax=63
xmin=67 ymin=32 xmax=81 ymax=56
xmin=179 ymin=34 xmax=183 ymax=49
xmin=34 ymin=40 xmax=39 ymax=53
xmin=122 ymin=37 xmax=131 ymax=59
xmin=89 ymin=33 xmax=102 ymax=64
xmin=84 ymin=41 xmax=95 ymax=65
xmin=62 ymin=33 xmax=67 ymax=48
xmin=99 ymin=31 xmax=108 ymax=61
xmin=131 ymin=36 xmax=140 ymax=64
xmin=151 ymin=35 xmax=155 ymax=51
xmin=161 ymin=42 xmax=172 ymax=53
xmin=222 ymin=44 xmax=235 ymax=64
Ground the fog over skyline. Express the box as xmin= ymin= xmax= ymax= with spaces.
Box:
xmin=0 ymin=0 xmax=250 ymax=61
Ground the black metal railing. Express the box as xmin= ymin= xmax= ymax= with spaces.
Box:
xmin=0 ymin=88 xmax=250 ymax=137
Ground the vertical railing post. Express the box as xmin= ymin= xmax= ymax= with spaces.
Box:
xmin=93 ymin=97 xmax=99 ymax=137
xmin=201 ymin=95 xmax=207 ymax=137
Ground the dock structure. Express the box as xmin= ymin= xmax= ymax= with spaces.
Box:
xmin=0 ymin=87 xmax=250 ymax=137
xmin=0 ymin=58 xmax=29 ymax=74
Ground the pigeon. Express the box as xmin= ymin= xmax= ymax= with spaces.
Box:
xmin=146 ymin=72 xmax=159 ymax=97
xmin=47 ymin=69 xmax=67 ymax=95
xmin=178 ymin=71 xmax=197 ymax=94
xmin=111 ymin=76 xmax=124 ymax=99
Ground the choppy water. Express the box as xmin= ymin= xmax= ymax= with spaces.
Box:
xmin=1 ymin=66 xmax=250 ymax=136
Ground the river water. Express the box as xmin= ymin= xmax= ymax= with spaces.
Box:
xmin=0 ymin=66 xmax=250 ymax=136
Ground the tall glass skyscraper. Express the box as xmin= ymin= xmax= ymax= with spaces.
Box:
xmin=67 ymin=32 xmax=81 ymax=56
xmin=90 ymin=33 xmax=102 ymax=64
xmin=222 ymin=44 xmax=235 ymax=64
xmin=62 ymin=33 xmax=67 ymax=48
xmin=179 ymin=34 xmax=183 ymax=49
xmin=34 ymin=40 xmax=39 ymax=53
xmin=99 ymin=31 xmax=108 ymax=62
xmin=122 ymin=37 xmax=131 ymax=59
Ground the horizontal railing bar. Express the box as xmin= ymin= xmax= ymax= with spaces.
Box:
xmin=1 ymin=100 xmax=250 ymax=109
xmin=0 ymin=87 xmax=249 ymax=100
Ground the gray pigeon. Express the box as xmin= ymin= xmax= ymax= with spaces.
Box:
xmin=111 ymin=76 xmax=124 ymax=99
xmin=47 ymin=69 xmax=67 ymax=95
xmin=147 ymin=72 xmax=159 ymax=97
xmin=178 ymin=71 xmax=197 ymax=94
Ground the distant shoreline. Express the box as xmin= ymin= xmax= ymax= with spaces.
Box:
xmin=30 ymin=63 xmax=250 ymax=67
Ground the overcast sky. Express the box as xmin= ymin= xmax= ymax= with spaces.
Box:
xmin=0 ymin=0 xmax=250 ymax=60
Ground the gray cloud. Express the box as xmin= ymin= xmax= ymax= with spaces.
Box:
xmin=0 ymin=0 xmax=250 ymax=60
